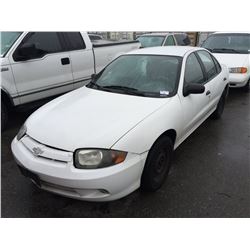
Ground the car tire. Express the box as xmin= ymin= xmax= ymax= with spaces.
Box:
xmin=1 ymin=101 xmax=8 ymax=131
xmin=242 ymin=80 xmax=249 ymax=92
xmin=141 ymin=136 xmax=173 ymax=192
xmin=211 ymin=91 xmax=226 ymax=120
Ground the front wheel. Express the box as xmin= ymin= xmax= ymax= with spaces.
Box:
xmin=141 ymin=136 xmax=173 ymax=192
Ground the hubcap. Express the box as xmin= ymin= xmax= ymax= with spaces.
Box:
xmin=153 ymin=150 xmax=168 ymax=184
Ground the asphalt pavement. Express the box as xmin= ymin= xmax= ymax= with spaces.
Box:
xmin=1 ymin=88 xmax=250 ymax=217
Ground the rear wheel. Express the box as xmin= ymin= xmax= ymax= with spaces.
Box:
xmin=1 ymin=101 xmax=8 ymax=131
xmin=211 ymin=90 xmax=226 ymax=120
xmin=141 ymin=136 xmax=173 ymax=191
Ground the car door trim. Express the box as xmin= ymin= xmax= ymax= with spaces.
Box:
xmin=15 ymin=78 xmax=91 ymax=98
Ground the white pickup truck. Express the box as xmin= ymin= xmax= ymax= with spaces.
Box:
xmin=0 ymin=32 xmax=140 ymax=130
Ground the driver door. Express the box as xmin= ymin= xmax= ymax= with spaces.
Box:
xmin=9 ymin=32 xmax=74 ymax=104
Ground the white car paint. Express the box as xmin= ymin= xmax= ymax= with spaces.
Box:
xmin=1 ymin=32 xmax=140 ymax=105
xmin=11 ymin=46 xmax=229 ymax=201
xmin=202 ymin=32 xmax=250 ymax=88
xmin=213 ymin=53 xmax=250 ymax=87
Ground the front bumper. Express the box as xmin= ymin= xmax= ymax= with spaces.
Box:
xmin=228 ymin=73 xmax=249 ymax=88
xmin=11 ymin=136 xmax=147 ymax=201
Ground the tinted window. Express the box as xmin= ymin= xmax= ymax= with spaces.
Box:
xmin=65 ymin=32 xmax=85 ymax=50
xmin=197 ymin=51 xmax=217 ymax=80
xmin=23 ymin=32 xmax=63 ymax=55
xmin=175 ymin=34 xmax=191 ymax=45
xmin=164 ymin=35 xmax=175 ymax=46
xmin=185 ymin=53 xmax=205 ymax=84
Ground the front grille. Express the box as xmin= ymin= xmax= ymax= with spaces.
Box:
xmin=21 ymin=135 xmax=73 ymax=163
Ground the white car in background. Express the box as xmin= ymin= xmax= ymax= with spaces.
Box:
xmin=137 ymin=33 xmax=191 ymax=48
xmin=12 ymin=46 xmax=228 ymax=201
xmin=202 ymin=32 xmax=250 ymax=91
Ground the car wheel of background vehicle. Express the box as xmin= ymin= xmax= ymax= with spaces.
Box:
xmin=1 ymin=101 xmax=8 ymax=131
xmin=141 ymin=136 xmax=173 ymax=192
xmin=211 ymin=91 xmax=226 ymax=120
xmin=242 ymin=80 xmax=249 ymax=92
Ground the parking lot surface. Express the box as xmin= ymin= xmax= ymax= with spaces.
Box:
xmin=1 ymin=89 xmax=250 ymax=218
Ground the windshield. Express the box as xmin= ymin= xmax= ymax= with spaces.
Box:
xmin=87 ymin=55 xmax=182 ymax=98
xmin=0 ymin=32 xmax=22 ymax=57
xmin=137 ymin=36 xmax=165 ymax=47
xmin=202 ymin=33 xmax=250 ymax=54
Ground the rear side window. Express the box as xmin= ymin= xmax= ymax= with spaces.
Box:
xmin=175 ymin=34 xmax=191 ymax=45
xmin=197 ymin=50 xmax=217 ymax=80
xmin=212 ymin=55 xmax=222 ymax=73
xmin=64 ymin=32 xmax=86 ymax=50
xmin=164 ymin=35 xmax=175 ymax=46
xmin=185 ymin=53 xmax=205 ymax=84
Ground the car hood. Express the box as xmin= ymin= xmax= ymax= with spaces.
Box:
xmin=26 ymin=87 xmax=169 ymax=152
xmin=213 ymin=53 xmax=249 ymax=68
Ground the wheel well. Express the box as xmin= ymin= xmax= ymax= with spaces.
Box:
xmin=154 ymin=129 xmax=177 ymax=146
xmin=1 ymin=90 xmax=13 ymax=109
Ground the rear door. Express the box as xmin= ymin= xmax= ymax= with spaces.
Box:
xmin=62 ymin=32 xmax=95 ymax=90
xmin=10 ymin=32 xmax=74 ymax=104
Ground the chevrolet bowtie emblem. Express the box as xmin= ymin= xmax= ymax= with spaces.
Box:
xmin=32 ymin=147 xmax=44 ymax=156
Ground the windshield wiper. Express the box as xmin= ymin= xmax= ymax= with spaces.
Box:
xmin=101 ymin=85 xmax=148 ymax=96
xmin=211 ymin=48 xmax=241 ymax=53
xmin=102 ymin=85 xmax=139 ymax=91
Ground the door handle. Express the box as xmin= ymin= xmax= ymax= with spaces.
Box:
xmin=61 ymin=57 xmax=70 ymax=65
xmin=206 ymin=90 xmax=211 ymax=96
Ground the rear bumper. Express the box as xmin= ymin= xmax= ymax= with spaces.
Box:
xmin=228 ymin=73 xmax=249 ymax=88
xmin=11 ymin=137 xmax=147 ymax=201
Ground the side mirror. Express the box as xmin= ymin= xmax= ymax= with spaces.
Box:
xmin=183 ymin=83 xmax=205 ymax=97
xmin=15 ymin=43 xmax=37 ymax=61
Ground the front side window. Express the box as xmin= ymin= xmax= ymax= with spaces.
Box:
xmin=14 ymin=32 xmax=63 ymax=60
xmin=137 ymin=36 xmax=165 ymax=47
xmin=202 ymin=33 xmax=250 ymax=54
xmin=184 ymin=53 xmax=205 ymax=85
xmin=164 ymin=35 xmax=175 ymax=46
xmin=0 ymin=32 xmax=22 ymax=57
xmin=197 ymin=50 xmax=217 ymax=80
xmin=88 ymin=55 xmax=182 ymax=97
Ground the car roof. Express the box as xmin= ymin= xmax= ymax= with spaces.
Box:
xmin=127 ymin=46 xmax=203 ymax=57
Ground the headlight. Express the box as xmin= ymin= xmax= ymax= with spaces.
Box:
xmin=17 ymin=124 xmax=27 ymax=141
xmin=74 ymin=149 xmax=127 ymax=169
xmin=229 ymin=67 xmax=247 ymax=73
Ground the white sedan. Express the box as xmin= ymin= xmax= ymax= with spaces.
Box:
xmin=202 ymin=32 xmax=250 ymax=91
xmin=11 ymin=46 xmax=229 ymax=201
